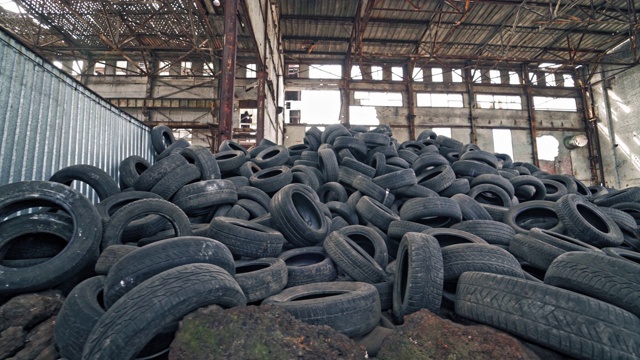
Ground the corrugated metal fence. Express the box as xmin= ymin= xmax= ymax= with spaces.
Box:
xmin=0 ymin=29 xmax=154 ymax=200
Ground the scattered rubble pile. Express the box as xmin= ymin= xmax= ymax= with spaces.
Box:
xmin=0 ymin=124 xmax=638 ymax=359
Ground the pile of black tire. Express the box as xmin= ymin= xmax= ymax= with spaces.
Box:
xmin=0 ymin=124 xmax=639 ymax=360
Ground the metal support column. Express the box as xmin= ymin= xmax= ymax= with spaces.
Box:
xmin=581 ymin=66 xmax=606 ymax=185
xmin=464 ymin=63 xmax=477 ymax=144
xmin=217 ymin=0 xmax=238 ymax=150
xmin=256 ymin=70 xmax=266 ymax=144
xmin=522 ymin=64 xmax=540 ymax=167
xmin=405 ymin=62 xmax=416 ymax=141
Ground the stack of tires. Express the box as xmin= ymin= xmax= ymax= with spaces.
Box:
xmin=0 ymin=124 xmax=638 ymax=360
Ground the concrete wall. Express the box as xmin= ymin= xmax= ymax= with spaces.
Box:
xmin=591 ymin=40 xmax=640 ymax=188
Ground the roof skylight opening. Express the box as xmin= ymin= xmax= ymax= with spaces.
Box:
xmin=0 ymin=0 xmax=23 ymax=13
xmin=538 ymin=63 xmax=561 ymax=69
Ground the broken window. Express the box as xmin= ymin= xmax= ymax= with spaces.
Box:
xmin=416 ymin=93 xmax=463 ymax=108
xmin=309 ymin=64 xmax=341 ymax=79
xmin=203 ymin=62 xmax=215 ymax=76
xmin=412 ymin=68 xmax=423 ymax=82
xmin=432 ymin=127 xmax=452 ymax=138
xmin=159 ymin=61 xmax=170 ymax=76
xmin=545 ymin=72 xmax=556 ymax=86
xmin=472 ymin=69 xmax=482 ymax=83
xmin=371 ymin=66 xmax=383 ymax=80
xmin=354 ymin=91 xmax=402 ymax=107
xmin=71 ymin=60 xmax=84 ymax=75
xmin=116 ymin=60 xmax=128 ymax=75
xmin=181 ymin=61 xmax=193 ymax=76
xmin=94 ymin=61 xmax=106 ymax=75
xmin=351 ymin=66 xmax=362 ymax=80
xmin=533 ymin=97 xmax=577 ymax=111
xmin=246 ymin=63 xmax=256 ymax=78
xmin=537 ymin=135 xmax=560 ymax=161
xmin=392 ymin=67 xmax=403 ymax=81
xmin=287 ymin=64 xmax=300 ymax=78
xmin=489 ymin=70 xmax=501 ymax=84
xmin=509 ymin=71 xmax=519 ymax=85
xmin=563 ymin=74 xmax=574 ymax=87
xmin=476 ymin=94 xmax=521 ymax=110
xmin=492 ymin=129 xmax=514 ymax=159
xmin=432 ymin=67 xmax=443 ymax=82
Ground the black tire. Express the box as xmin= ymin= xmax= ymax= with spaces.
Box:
xmin=102 ymin=198 xmax=192 ymax=250
xmin=208 ymin=217 xmax=285 ymax=258
xmin=451 ymin=194 xmax=492 ymax=221
xmin=326 ymin=201 xmax=358 ymax=225
xmin=545 ymin=251 xmax=640 ymax=317
xmin=82 ymin=264 xmax=246 ymax=360
xmin=213 ymin=150 xmax=248 ymax=172
xmin=480 ymin=203 xmax=509 ymax=222
xmin=271 ymin=184 xmax=330 ymax=248
xmin=324 ymin=232 xmax=386 ymax=284
xmin=94 ymin=244 xmax=138 ymax=275
xmin=235 ymin=258 xmax=288 ymax=303
xmin=103 ymin=236 xmax=235 ymax=307
xmin=368 ymin=152 xmax=387 ymax=177
xmin=118 ymin=155 xmax=151 ymax=190
xmin=254 ymin=145 xmax=290 ymax=168
xmin=317 ymin=182 xmax=348 ymax=203
xmin=511 ymin=175 xmax=547 ymax=201
xmin=321 ymin=124 xmax=351 ymax=144
xmin=333 ymin=136 xmax=367 ymax=158
xmin=393 ymin=233 xmax=443 ymax=323
xmin=235 ymin=199 xmax=268 ymax=219
xmin=416 ymin=165 xmax=455 ymax=193
xmin=0 ymin=212 xmax=71 ymax=260
xmin=494 ymin=153 xmax=513 ymax=168
xmin=263 ymin=281 xmax=380 ymax=338
xmin=399 ymin=197 xmax=462 ymax=228
xmin=341 ymin=157 xmax=377 ymax=178
xmin=541 ymin=174 xmax=578 ymax=194
xmin=49 ymin=164 xmax=120 ymax=202
xmin=133 ymin=153 xmax=188 ymax=191
xmin=603 ymin=247 xmax=640 ymax=265
xmin=172 ymin=179 xmax=237 ymax=216
xmin=422 ymin=228 xmax=488 ymax=247
xmin=54 ymin=276 xmax=106 ymax=360
xmin=470 ymin=174 xmax=515 ymax=198
xmin=541 ymin=179 xmax=568 ymax=202
xmin=318 ymin=148 xmax=340 ymax=182
xmin=325 ymin=225 xmax=388 ymax=277
xmin=373 ymin=168 xmax=417 ymax=190
xmin=357 ymin=132 xmax=390 ymax=147
xmin=398 ymin=149 xmax=419 ymax=164
xmin=356 ymin=196 xmax=400 ymax=232
xmin=291 ymin=165 xmax=323 ymax=191
xmin=155 ymin=138 xmax=190 ymax=161
xmin=238 ymin=161 xmax=261 ymax=179
xmin=528 ymin=228 xmax=602 ymax=253
xmin=180 ymin=145 xmax=221 ymax=180
xmin=450 ymin=220 xmax=515 ymax=246
xmin=225 ymin=204 xmax=251 ymax=220
xmin=278 ymin=246 xmax=337 ymax=287
xmin=236 ymin=186 xmax=270 ymax=212
xmin=373 ymin=280 xmax=393 ymax=311
xmin=459 ymin=150 xmax=498 ymax=168
xmin=249 ymin=165 xmax=293 ymax=194
xmin=219 ymin=139 xmax=249 ymax=156
xmin=593 ymin=187 xmax=640 ymax=207
xmin=352 ymin=174 xmax=391 ymax=205
xmin=150 ymin=125 xmax=175 ymax=154
xmin=387 ymin=220 xmax=431 ymax=240
xmin=451 ymin=160 xmax=499 ymax=177
xmin=0 ymin=181 xmax=101 ymax=295
xmin=504 ymin=200 xmax=562 ymax=234
xmin=394 ymin=184 xmax=439 ymax=199
xmin=555 ymin=194 xmax=623 ymax=248
xmin=149 ymin=163 xmax=201 ymax=200
xmin=411 ymin=153 xmax=450 ymax=174
xmin=455 ymin=272 xmax=640 ymax=360
xmin=468 ymin=183 xmax=513 ymax=207
xmin=508 ymin=233 xmax=565 ymax=270
xmin=442 ymin=244 xmax=523 ymax=282
xmin=438 ymin=178 xmax=470 ymax=198
xmin=599 ymin=206 xmax=638 ymax=234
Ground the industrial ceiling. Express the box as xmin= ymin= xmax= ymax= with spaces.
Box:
xmin=0 ymin=0 xmax=638 ymax=73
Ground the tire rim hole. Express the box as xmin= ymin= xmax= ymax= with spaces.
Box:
xmin=285 ymin=253 xmax=325 ymax=266
xmin=291 ymin=291 xmax=348 ymax=301
xmin=236 ymin=263 xmax=270 ymax=273
xmin=576 ymin=204 xmax=609 ymax=233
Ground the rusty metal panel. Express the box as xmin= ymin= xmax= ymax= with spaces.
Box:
xmin=0 ymin=29 xmax=153 ymax=200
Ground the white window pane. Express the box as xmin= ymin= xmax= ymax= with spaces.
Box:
xmin=416 ymin=93 xmax=431 ymax=107
xmin=509 ymin=71 xmax=519 ymax=85
xmin=116 ymin=60 xmax=128 ymax=75
xmin=452 ymin=69 xmax=463 ymax=83
xmin=448 ymin=94 xmax=464 ymax=108
xmin=351 ymin=66 xmax=362 ymax=80
xmin=472 ymin=69 xmax=482 ymax=83
xmin=432 ymin=127 xmax=452 ymax=138
xmin=159 ymin=61 xmax=170 ymax=76
xmin=309 ymin=64 xmax=341 ymax=79
xmin=545 ymin=72 xmax=556 ymax=86
xmin=563 ymin=74 xmax=574 ymax=87
xmin=493 ymin=129 xmax=513 ymax=159
xmin=490 ymin=70 xmax=501 ymax=84
xmin=432 ymin=67 xmax=443 ymax=82
xmin=533 ymin=96 xmax=577 ymax=111
xmin=412 ymin=68 xmax=423 ymax=81
xmin=371 ymin=66 xmax=383 ymax=80
xmin=246 ymin=63 xmax=256 ymax=78
xmin=431 ymin=93 xmax=448 ymax=106
xmin=392 ymin=67 xmax=403 ymax=81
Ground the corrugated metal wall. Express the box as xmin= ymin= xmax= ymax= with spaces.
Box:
xmin=0 ymin=29 xmax=154 ymax=199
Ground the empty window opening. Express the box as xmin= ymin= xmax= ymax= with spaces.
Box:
xmin=537 ymin=135 xmax=560 ymax=161
xmin=289 ymin=90 xmax=340 ymax=124
xmin=94 ymin=61 xmax=106 ymax=75
xmin=287 ymin=64 xmax=300 ymax=78
xmin=432 ymin=68 xmax=443 ymax=82
xmin=354 ymin=91 xmax=402 ymax=107
xmin=309 ymin=64 xmax=341 ymax=79
xmin=417 ymin=93 xmax=464 ymax=108
xmin=71 ymin=60 xmax=84 ymax=76
xmin=53 ymin=61 xmax=63 ymax=69
xmin=472 ymin=69 xmax=482 ymax=83
xmin=509 ymin=71 xmax=519 ymax=85
xmin=116 ymin=60 xmax=128 ymax=75
xmin=204 ymin=62 xmax=215 ymax=76
xmin=490 ymin=70 xmax=501 ymax=84
xmin=351 ymin=66 xmax=362 ymax=80
xmin=412 ymin=68 xmax=423 ymax=81
xmin=492 ymin=129 xmax=514 ymax=159
xmin=545 ymin=72 xmax=556 ymax=86
xmin=452 ymin=69 xmax=463 ymax=83
xmin=392 ymin=67 xmax=404 ymax=81
xmin=528 ymin=72 xmax=537 ymax=84
xmin=533 ymin=97 xmax=577 ymax=112
xmin=563 ymin=74 xmax=574 ymax=87
xmin=159 ymin=61 xmax=170 ymax=76
xmin=181 ymin=61 xmax=193 ymax=76
xmin=246 ymin=63 xmax=256 ymax=78
xmin=371 ymin=66 xmax=383 ymax=80
xmin=432 ymin=127 xmax=452 ymax=138
xmin=476 ymin=94 xmax=521 ymax=110
xmin=350 ymin=106 xmax=379 ymax=126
